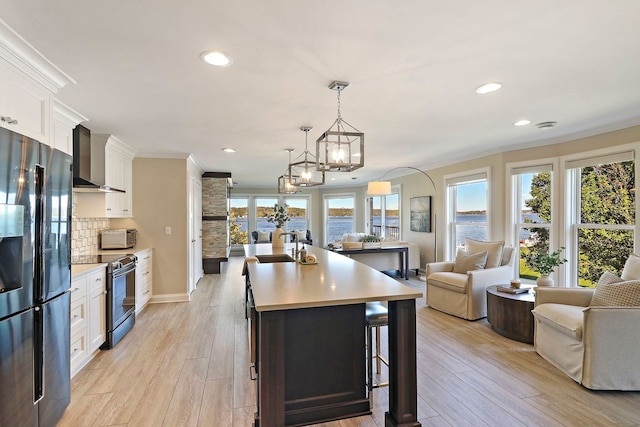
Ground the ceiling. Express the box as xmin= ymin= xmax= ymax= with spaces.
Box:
xmin=3 ymin=1 xmax=640 ymax=188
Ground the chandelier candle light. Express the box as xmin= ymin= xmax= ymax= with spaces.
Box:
xmin=289 ymin=126 xmax=325 ymax=187
xmin=316 ymin=81 xmax=364 ymax=172
xmin=278 ymin=149 xmax=299 ymax=194
xmin=368 ymin=166 xmax=438 ymax=262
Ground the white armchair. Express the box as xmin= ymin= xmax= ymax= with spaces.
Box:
xmin=426 ymin=246 xmax=516 ymax=320
xmin=533 ymin=287 xmax=640 ymax=390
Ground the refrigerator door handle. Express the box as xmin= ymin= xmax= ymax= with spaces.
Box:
xmin=33 ymin=305 xmax=44 ymax=403
xmin=34 ymin=164 xmax=46 ymax=302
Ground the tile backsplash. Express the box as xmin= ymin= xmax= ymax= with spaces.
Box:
xmin=71 ymin=218 xmax=110 ymax=256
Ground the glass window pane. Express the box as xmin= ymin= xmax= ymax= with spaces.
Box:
xmin=521 ymin=172 xmax=550 ymax=224
xmin=256 ymin=197 xmax=278 ymax=232
xmin=455 ymin=224 xmax=487 ymax=247
xmin=577 ymin=228 xmax=633 ymax=287
xmin=230 ymin=198 xmax=249 ymax=245
xmin=371 ymin=196 xmax=381 ymax=234
xmin=285 ymin=198 xmax=308 ymax=231
xmin=580 ymin=161 xmax=635 ymax=225
xmin=326 ymin=197 xmax=354 ymax=243
xmin=385 ymin=193 xmax=399 ymax=239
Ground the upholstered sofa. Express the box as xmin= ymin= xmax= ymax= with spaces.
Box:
xmin=335 ymin=232 xmax=420 ymax=273
xmin=426 ymin=241 xmax=516 ymax=320
xmin=533 ymin=278 xmax=640 ymax=390
xmin=252 ymin=229 xmax=312 ymax=245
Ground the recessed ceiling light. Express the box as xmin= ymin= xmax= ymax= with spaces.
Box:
xmin=201 ymin=51 xmax=233 ymax=67
xmin=513 ymin=119 xmax=531 ymax=126
xmin=536 ymin=121 xmax=557 ymax=129
xmin=475 ymin=82 xmax=502 ymax=94
xmin=222 ymin=148 xmax=236 ymax=153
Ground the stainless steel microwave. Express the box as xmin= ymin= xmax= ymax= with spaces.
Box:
xmin=100 ymin=229 xmax=137 ymax=249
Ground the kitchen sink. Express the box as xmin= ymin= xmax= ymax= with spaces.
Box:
xmin=255 ymin=254 xmax=295 ymax=263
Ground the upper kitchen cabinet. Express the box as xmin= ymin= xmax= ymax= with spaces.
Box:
xmin=52 ymin=99 xmax=87 ymax=155
xmin=0 ymin=19 xmax=76 ymax=145
xmin=0 ymin=64 xmax=51 ymax=143
xmin=93 ymin=134 xmax=136 ymax=218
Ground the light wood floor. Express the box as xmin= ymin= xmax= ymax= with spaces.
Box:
xmin=59 ymin=256 xmax=640 ymax=427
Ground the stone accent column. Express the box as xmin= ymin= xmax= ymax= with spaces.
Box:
xmin=202 ymin=172 xmax=232 ymax=273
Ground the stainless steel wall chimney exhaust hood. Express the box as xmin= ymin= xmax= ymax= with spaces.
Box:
xmin=73 ymin=125 xmax=125 ymax=193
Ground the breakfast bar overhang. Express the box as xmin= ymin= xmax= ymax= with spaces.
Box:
xmin=245 ymin=244 xmax=423 ymax=427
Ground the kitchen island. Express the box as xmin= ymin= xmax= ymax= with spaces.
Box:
xmin=245 ymin=244 xmax=422 ymax=427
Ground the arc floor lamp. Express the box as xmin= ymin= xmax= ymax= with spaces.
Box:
xmin=367 ymin=166 xmax=438 ymax=262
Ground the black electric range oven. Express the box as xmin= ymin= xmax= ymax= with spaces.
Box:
xmin=71 ymin=254 xmax=137 ymax=348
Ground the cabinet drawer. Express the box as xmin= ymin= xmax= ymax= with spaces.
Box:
xmin=70 ymin=332 xmax=87 ymax=375
xmin=70 ymin=278 xmax=87 ymax=303
xmin=88 ymin=270 xmax=105 ymax=293
xmin=70 ymin=299 xmax=87 ymax=337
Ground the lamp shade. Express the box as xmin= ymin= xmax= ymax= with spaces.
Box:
xmin=367 ymin=181 xmax=392 ymax=195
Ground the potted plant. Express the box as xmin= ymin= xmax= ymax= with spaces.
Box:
xmin=523 ymin=246 xmax=567 ymax=286
xmin=267 ymin=204 xmax=290 ymax=248
xmin=360 ymin=234 xmax=382 ymax=249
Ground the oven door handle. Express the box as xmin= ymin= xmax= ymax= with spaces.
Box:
xmin=113 ymin=265 xmax=136 ymax=278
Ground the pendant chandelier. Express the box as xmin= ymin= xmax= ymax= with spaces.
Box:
xmin=289 ymin=126 xmax=325 ymax=187
xmin=277 ymin=148 xmax=299 ymax=194
xmin=316 ymin=81 xmax=364 ymax=172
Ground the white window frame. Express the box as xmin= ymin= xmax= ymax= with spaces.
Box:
xmin=444 ymin=167 xmax=490 ymax=260
xmin=563 ymin=145 xmax=637 ymax=287
xmin=229 ymin=195 xmax=250 ymax=247
xmin=506 ymin=159 xmax=559 ymax=282
xmin=284 ymin=195 xmax=312 ymax=232
xmin=323 ymin=193 xmax=357 ymax=246
xmin=366 ymin=184 xmax=401 ymax=239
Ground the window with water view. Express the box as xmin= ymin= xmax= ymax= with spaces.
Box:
xmin=447 ymin=173 xmax=488 ymax=258
xmin=325 ymin=195 xmax=355 ymax=244
xmin=367 ymin=192 xmax=400 ymax=239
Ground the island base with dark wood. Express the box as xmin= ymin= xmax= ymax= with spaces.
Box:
xmin=254 ymin=303 xmax=370 ymax=426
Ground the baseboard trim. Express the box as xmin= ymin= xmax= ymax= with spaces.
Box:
xmin=150 ymin=293 xmax=191 ymax=304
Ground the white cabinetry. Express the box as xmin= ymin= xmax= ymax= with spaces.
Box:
xmin=105 ymin=141 xmax=134 ymax=217
xmin=91 ymin=134 xmax=135 ymax=218
xmin=70 ymin=276 xmax=88 ymax=377
xmin=0 ymin=63 xmax=51 ymax=143
xmin=70 ymin=267 xmax=106 ymax=378
xmin=52 ymin=99 xmax=87 ymax=155
xmin=135 ymin=249 xmax=153 ymax=313
xmin=87 ymin=270 xmax=107 ymax=353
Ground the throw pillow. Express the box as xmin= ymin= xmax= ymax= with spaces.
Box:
xmin=621 ymin=253 xmax=640 ymax=280
xmin=465 ymin=239 xmax=505 ymax=269
xmin=256 ymin=231 xmax=271 ymax=243
xmin=295 ymin=230 xmax=306 ymax=242
xmin=590 ymin=278 xmax=640 ymax=307
xmin=597 ymin=271 xmax=624 ymax=286
xmin=453 ymin=250 xmax=488 ymax=274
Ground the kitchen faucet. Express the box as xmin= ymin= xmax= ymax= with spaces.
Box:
xmin=279 ymin=232 xmax=299 ymax=259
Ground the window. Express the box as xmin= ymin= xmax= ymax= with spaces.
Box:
xmin=367 ymin=190 xmax=400 ymax=239
xmin=230 ymin=197 xmax=249 ymax=245
xmin=510 ymin=164 xmax=554 ymax=281
xmin=446 ymin=171 xmax=488 ymax=259
xmin=324 ymin=195 xmax=355 ymax=245
xmin=284 ymin=197 xmax=309 ymax=232
xmin=255 ymin=197 xmax=279 ymax=232
xmin=567 ymin=151 xmax=635 ymax=287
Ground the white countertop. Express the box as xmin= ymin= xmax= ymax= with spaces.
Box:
xmin=71 ymin=246 xmax=153 ymax=278
xmin=71 ymin=263 xmax=107 ymax=278
xmin=245 ymin=244 xmax=422 ymax=312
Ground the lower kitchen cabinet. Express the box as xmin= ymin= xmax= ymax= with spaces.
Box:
xmin=135 ymin=248 xmax=153 ymax=313
xmin=70 ymin=267 xmax=106 ymax=378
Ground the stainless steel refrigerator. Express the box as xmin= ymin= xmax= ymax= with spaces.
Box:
xmin=0 ymin=127 xmax=72 ymax=426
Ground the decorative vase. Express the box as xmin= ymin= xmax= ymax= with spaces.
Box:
xmin=272 ymin=227 xmax=284 ymax=248
xmin=536 ymin=274 xmax=554 ymax=287
xmin=362 ymin=242 xmax=381 ymax=249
